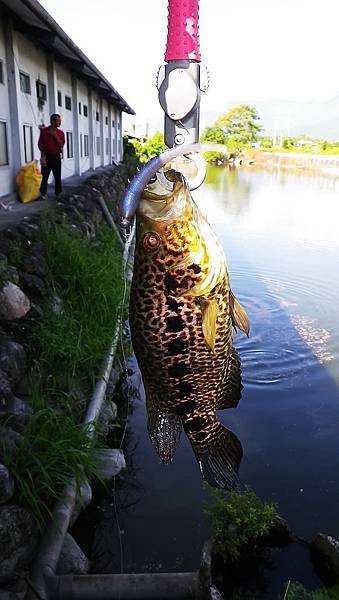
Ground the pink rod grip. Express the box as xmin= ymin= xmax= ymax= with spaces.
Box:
xmin=165 ymin=0 xmax=200 ymax=62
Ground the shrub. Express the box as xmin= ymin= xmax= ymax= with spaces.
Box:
xmin=204 ymin=486 xmax=278 ymax=561
xmin=1 ymin=399 xmax=102 ymax=524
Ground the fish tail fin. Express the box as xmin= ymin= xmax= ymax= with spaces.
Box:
xmin=147 ymin=408 xmax=182 ymax=464
xmin=186 ymin=421 xmax=242 ymax=489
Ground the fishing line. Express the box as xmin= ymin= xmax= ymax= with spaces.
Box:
xmin=111 ymin=221 xmax=135 ymax=574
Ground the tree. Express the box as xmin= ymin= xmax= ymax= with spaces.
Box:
xmin=128 ymin=132 xmax=166 ymax=164
xmin=200 ymin=126 xmax=228 ymax=163
xmin=215 ymin=104 xmax=262 ymax=150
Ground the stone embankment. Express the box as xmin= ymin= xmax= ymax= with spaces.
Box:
xmin=0 ymin=163 xmax=134 ymax=598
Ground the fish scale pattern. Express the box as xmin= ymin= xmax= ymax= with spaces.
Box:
xmin=129 ymin=173 xmax=245 ymax=488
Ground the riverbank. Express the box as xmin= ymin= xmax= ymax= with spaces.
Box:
xmin=242 ymin=149 xmax=339 ymax=176
xmin=0 ymin=161 xmax=135 ymax=597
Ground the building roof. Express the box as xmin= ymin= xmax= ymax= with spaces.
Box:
xmin=0 ymin=0 xmax=135 ymax=115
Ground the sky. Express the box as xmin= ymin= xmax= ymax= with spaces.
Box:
xmin=39 ymin=0 xmax=339 ymax=133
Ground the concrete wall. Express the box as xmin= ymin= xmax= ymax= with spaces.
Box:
xmin=77 ymin=79 xmax=90 ymax=174
xmin=0 ymin=18 xmax=12 ymax=197
xmin=0 ymin=14 xmax=125 ymax=200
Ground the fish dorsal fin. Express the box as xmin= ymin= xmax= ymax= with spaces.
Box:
xmin=229 ymin=290 xmax=250 ymax=336
xmin=201 ymin=298 xmax=218 ymax=352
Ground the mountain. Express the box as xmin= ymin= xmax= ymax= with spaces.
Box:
xmin=201 ymin=96 xmax=339 ymax=141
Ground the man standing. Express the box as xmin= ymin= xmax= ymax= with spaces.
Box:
xmin=38 ymin=114 xmax=65 ymax=199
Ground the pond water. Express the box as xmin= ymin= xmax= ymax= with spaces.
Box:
xmin=75 ymin=165 xmax=339 ymax=597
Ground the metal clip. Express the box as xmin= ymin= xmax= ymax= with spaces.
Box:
xmin=156 ymin=152 xmax=206 ymax=192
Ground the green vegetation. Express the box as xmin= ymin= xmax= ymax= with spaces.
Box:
xmin=283 ymin=581 xmax=339 ymax=599
xmin=200 ymin=104 xmax=262 ymax=162
xmin=125 ymin=131 xmax=166 ymax=164
xmin=258 ymin=134 xmax=339 ymax=154
xmin=200 ymin=104 xmax=339 ymax=161
xmin=6 ymin=240 xmax=24 ymax=267
xmin=30 ymin=223 xmax=124 ymax=390
xmin=215 ymin=104 xmax=262 ymax=150
xmin=1 ymin=221 xmax=125 ymax=524
xmin=204 ymin=486 xmax=278 ymax=561
xmin=1 ymin=402 xmax=102 ymax=524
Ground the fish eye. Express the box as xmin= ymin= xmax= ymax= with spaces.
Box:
xmin=143 ymin=232 xmax=161 ymax=252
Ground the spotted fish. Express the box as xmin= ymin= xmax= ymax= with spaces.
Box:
xmin=129 ymin=170 xmax=249 ymax=488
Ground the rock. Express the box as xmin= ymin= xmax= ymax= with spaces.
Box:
xmin=17 ymin=223 xmax=40 ymax=242
xmin=1 ymin=398 xmax=32 ymax=433
xmin=0 ymin=506 xmax=38 ymax=582
xmin=209 ymin=586 xmax=224 ymax=600
xmin=57 ymin=533 xmax=90 ymax=575
xmin=0 ymin=369 xmax=13 ymax=405
xmin=106 ymin=364 xmax=123 ymax=397
xmin=311 ymin=533 xmax=339 ymax=584
xmin=258 ymin=516 xmax=295 ymax=547
xmin=70 ymin=480 xmax=92 ymax=526
xmin=0 ymin=465 xmax=14 ymax=504
xmin=98 ymin=400 xmax=118 ymax=436
xmin=0 ymin=283 xmax=31 ymax=321
xmin=6 ymin=267 xmax=20 ymax=286
xmin=19 ymin=273 xmax=46 ymax=301
xmin=51 ymin=295 xmax=63 ymax=315
xmin=0 ymin=341 xmax=26 ymax=386
xmin=22 ymin=256 xmax=46 ymax=279
xmin=94 ymin=448 xmax=126 ymax=480
xmin=0 ymin=427 xmax=23 ymax=460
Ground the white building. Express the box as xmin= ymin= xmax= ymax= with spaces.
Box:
xmin=0 ymin=0 xmax=134 ymax=200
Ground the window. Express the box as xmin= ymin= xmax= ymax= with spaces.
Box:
xmin=78 ymin=102 xmax=81 ymax=115
xmin=112 ymin=119 xmax=115 ymax=128
xmin=80 ymin=133 xmax=83 ymax=158
xmin=96 ymin=137 xmax=100 ymax=156
xmin=83 ymin=105 xmax=88 ymax=117
xmin=0 ymin=61 xmax=4 ymax=85
xmin=23 ymin=125 xmax=33 ymax=163
xmin=0 ymin=121 xmax=8 ymax=165
xmin=96 ymin=111 xmax=99 ymax=122
xmin=57 ymin=90 xmax=62 ymax=107
xmin=66 ymin=132 xmax=73 ymax=158
xmin=84 ymin=134 xmax=89 ymax=157
xmin=20 ymin=72 xmax=31 ymax=94
xmin=118 ymin=121 xmax=120 ymax=130
xmin=105 ymin=138 xmax=109 ymax=155
xmin=112 ymin=139 xmax=116 ymax=158
xmin=105 ymin=115 xmax=108 ymax=125
xmin=65 ymin=95 xmax=72 ymax=110
xmin=36 ymin=80 xmax=47 ymax=101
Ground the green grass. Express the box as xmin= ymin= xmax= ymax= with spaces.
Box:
xmin=204 ymin=486 xmax=278 ymax=561
xmin=283 ymin=581 xmax=339 ymax=599
xmin=30 ymin=224 xmax=124 ymax=389
xmin=0 ymin=393 xmax=102 ymax=524
xmin=1 ymin=221 xmax=126 ymax=524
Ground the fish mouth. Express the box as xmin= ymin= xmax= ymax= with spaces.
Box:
xmin=139 ymin=170 xmax=192 ymax=223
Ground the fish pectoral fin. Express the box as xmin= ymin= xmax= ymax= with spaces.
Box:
xmin=229 ymin=290 xmax=250 ymax=336
xmin=185 ymin=420 xmax=243 ymax=489
xmin=147 ymin=406 xmax=182 ymax=464
xmin=201 ymin=298 xmax=218 ymax=352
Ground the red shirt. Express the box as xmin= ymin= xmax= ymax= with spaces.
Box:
xmin=38 ymin=126 xmax=65 ymax=154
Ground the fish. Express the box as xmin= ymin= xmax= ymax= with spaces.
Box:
xmin=129 ymin=169 xmax=249 ymax=489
